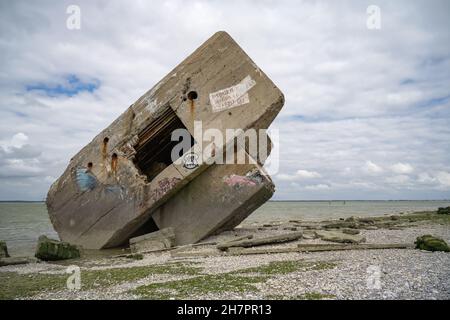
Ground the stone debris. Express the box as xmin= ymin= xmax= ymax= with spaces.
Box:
xmin=217 ymin=232 xmax=303 ymax=251
xmin=45 ymin=31 xmax=284 ymax=250
xmin=35 ymin=235 xmax=81 ymax=261
xmin=314 ymin=230 xmax=366 ymax=244
xmin=129 ymin=228 xmax=176 ymax=253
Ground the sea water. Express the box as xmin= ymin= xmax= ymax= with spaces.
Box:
xmin=1 ymin=200 xmax=448 ymax=256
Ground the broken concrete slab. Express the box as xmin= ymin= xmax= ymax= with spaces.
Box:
xmin=129 ymin=227 xmax=175 ymax=253
xmin=297 ymin=243 xmax=412 ymax=252
xmin=0 ymin=257 xmax=39 ymax=267
xmin=341 ymin=228 xmax=360 ymax=235
xmin=35 ymin=235 xmax=81 ymax=261
xmin=314 ymin=230 xmax=366 ymax=244
xmin=215 ymin=235 xmax=254 ymax=250
xmin=170 ymin=243 xmax=414 ymax=259
xmin=323 ymin=222 xmax=359 ymax=229
xmin=46 ymin=31 xmax=284 ymax=249
xmin=217 ymin=232 xmax=302 ymax=251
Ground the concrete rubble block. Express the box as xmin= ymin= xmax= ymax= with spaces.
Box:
xmin=217 ymin=231 xmax=303 ymax=251
xmin=0 ymin=257 xmax=38 ymax=267
xmin=46 ymin=31 xmax=284 ymax=249
xmin=35 ymin=235 xmax=81 ymax=261
xmin=314 ymin=230 xmax=366 ymax=244
xmin=0 ymin=241 xmax=9 ymax=258
xmin=341 ymin=228 xmax=361 ymax=235
xmin=130 ymin=227 xmax=176 ymax=253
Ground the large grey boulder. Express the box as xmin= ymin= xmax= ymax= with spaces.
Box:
xmin=35 ymin=235 xmax=81 ymax=261
xmin=314 ymin=230 xmax=366 ymax=244
xmin=0 ymin=241 xmax=9 ymax=258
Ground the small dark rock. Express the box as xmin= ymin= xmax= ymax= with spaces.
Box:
xmin=415 ymin=235 xmax=450 ymax=252
xmin=35 ymin=235 xmax=81 ymax=261
xmin=437 ymin=207 xmax=450 ymax=215
xmin=0 ymin=241 xmax=10 ymax=258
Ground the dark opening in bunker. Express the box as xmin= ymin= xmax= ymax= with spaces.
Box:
xmin=134 ymin=106 xmax=194 ymax=181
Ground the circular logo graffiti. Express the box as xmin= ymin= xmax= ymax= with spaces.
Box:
xmin=183 ymin=153 xmax=199 ymax=169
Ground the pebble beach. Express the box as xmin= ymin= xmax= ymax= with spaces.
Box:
xmin=1 ymin=210 xmax=449 ymax=300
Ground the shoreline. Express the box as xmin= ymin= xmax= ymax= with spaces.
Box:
xmin=1 ymin=210 xmax=449 ymax=300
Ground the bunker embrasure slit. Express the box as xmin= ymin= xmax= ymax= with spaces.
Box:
xmin=134 ymin=107 xmax=194 ymax=181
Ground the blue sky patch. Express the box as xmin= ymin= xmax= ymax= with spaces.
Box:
xmin=26 ymin=74 xmax=100 ymax=97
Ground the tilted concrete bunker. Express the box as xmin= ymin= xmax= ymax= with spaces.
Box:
xmin=46 ymin=31 xmax=284 ymax=249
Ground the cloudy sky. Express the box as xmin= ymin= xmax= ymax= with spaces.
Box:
xmin=0 ymin=0 xmax=449 ymax=201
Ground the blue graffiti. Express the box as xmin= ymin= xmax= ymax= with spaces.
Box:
xmin=75 ymin=168 xmax=97 ymax=192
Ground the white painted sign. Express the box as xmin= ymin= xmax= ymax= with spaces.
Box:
xmin=209 ymin=75 xmax=256 ymax=112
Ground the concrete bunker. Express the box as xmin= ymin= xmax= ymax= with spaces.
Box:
xmin=46 ymin=31 xmax=285 ymax=250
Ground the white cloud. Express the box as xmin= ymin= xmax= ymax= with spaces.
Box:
xmin=0 ymin=0 xmax=449 ymax=200
xmin=418 ymin=172 xmax=436 ymax=184
xmin=1 ymin=132 xmax=29 ymax=151
xmin=10 ymin=132 xmax=28 ymax=148
xmin=296 ymin=169 xmax=321 ymax=179
xmin=275 ymin=169 xmax=321 ymax=181
xmin=436 ymin=171 xmax=450 ymax=187
xmin=385 ymin=175 xmax=411 ymax=185
xmin=390 ymin=162 xmax=414 ymax=174
xmin=305 ymin=184 xmax=330 ymax=191
xmin=365 ymin=161 xmax=384 ymax=174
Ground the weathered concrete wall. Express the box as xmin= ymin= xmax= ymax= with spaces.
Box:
xmin=46 ymin=31 xmax=284 ymax=249
xmin=152 ymin=156 xmax=274 ymax=245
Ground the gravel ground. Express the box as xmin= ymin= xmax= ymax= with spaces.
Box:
xmin=1 ymin=215 xmax=449 ymax=300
